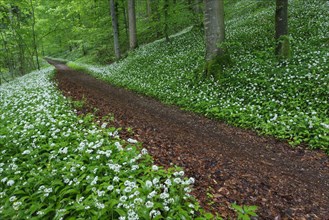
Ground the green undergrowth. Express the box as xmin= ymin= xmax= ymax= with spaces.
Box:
xmin=68 ymin=0 xmax=329 ymax=153
xmin=0 ymin=68 xmax=219 ymax=219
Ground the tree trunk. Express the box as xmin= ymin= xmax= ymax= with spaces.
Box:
xmin=204 ymin=0 xmax=225 ymax=61
xmin=30 ymin=0 xmax=40 ymax=70
xmin=146 ymin=0 xmax=152 ymax=19
xmin=109 ymin=0 xmax=121 ymax=59
xmin=150 ymin=0 xmax=161 ymax=37
xmin=128 ymin=0 xmax=137 ymax=49
xmin=163 ymin=0 xmax=170 ymax=42
xmin=275 ymin=0 xmax=289 ymax=59
xmin=122 ymin=3 xmax=129 ymax=46
xmin=204 ymin=0 xmax=226 ymax=79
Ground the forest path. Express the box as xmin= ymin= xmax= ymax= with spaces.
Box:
xmin=49 ymin=60 xmax=329 ymax=219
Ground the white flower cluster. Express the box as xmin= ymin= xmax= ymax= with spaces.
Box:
xmin=0 ymin=67 xmax=199 ymax=218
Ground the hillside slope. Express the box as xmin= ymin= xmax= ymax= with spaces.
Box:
xmin=68 ymin=0 xmax=329 ymax=152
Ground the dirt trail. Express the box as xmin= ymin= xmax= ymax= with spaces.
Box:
xmin=50 ymin=60 xmax=329 ymax=219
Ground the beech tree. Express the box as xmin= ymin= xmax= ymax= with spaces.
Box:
xmin=275 ymin=0 xmax=290 ymax=59
xmin=110 ymin=0 xmax=121 ymax=59
xmin=30 ymin=0 xmax=40 ymax=70
xmin=163 ymin=0 xmax=170 ymax=42
xmin=128 ymin=0 xmax=137 ymax=49
xmin=204 ymin=0 xmax=226 ymax=79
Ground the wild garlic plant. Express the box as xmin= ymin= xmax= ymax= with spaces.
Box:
xmin=69 ymin=0 xmax=329 ymax=152
xmin=0 ymin=68 xmax=206 ymax=219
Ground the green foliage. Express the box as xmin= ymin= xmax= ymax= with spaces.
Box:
xmin=231 ymin=203 xmax=257 ymax=220
xmin=276 ymin=35 xmax=291 ymax=60
xmin=204 ymin=51 xmax=231 ymax=81
xmin=70 ymin=0 xmax=329 ymax=153
xmin=0 ymin=67 xmax=215 ymax=219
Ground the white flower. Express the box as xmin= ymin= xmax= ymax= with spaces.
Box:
xmin=95 ymin=202 xmax=105 ymax=209
xmin=36 ymin=211 xmax=44 ymax=216
xmin=7 ymin=180 xmax=15 ymax=186
xmin=152 ymin=165 xmax=158 ymax=171
xmin=152 ymin=178 xmax=159 ymax=185
xmin=134 ymin=198 xmax=143 ymax=204
xmin=1 ymin=177 xmax=8 ymax=183
xmin=115 ymin=142 xmax=123 ymax=151
xmin=145 ymin=180 xmax=152 ymax=188
xmin=149 ymin=210 xmax=161 ymax=218
xmin=44 ymin=188 xmax=53 ymax=193
xmin=113 ymin=176 xmax=120 ymax=182
xmin=120 ymin=196 xmax=127 ymax=202
xmin=22 ymin=150 xmax=31 ymax=155
xmin=174 ymin=178 xmax=181 ymax=184
xmin=147 ymin=191 xmax=157 ymax=199
xmin=160 ymin=192 xmax=169 ymax=199
xmin=101 ymin=123 xmax=108 ymax=129
xmin=107 ymin=185 xmax=114 ymax=191
xmin=59 ymin=147 xmax=68 ymax=154
xmin=165 ymin=179 xmax=172 ymax=186
xmin=9 ymin=196 xmax=17 ymax=202
xmin=187 ymin=177 xmax=195 ymax=185
xmin=124 ymin=187 xmax=132 ymax=193
xmin=13 ymin=201 xmax=22 ymax=210
xmin=97 ymin=190 xmax=105 ymax=197
xmin=145 ymin=201 xmax=154 ymax=208
xmin=141 ymin=148 xmax=148 ymax=155
xmin=91 ymin=176 xmax=98 ymax=185
xmin=127 ymin=138 xmax=138 ymax=144
xmin=321 ymin=123 xmax=329 ymax=129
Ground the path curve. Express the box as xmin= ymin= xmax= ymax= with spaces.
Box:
xmin=50 ymin=60 xmax=329 ymax=219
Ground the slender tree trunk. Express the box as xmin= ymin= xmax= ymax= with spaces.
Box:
xmin=275 ymin=0 xmax=289 ymax=59
xmin=204 ymin=0 xmax=226 ymax=79
xmin=16 ymin=14 xmax=26 ymax=75
xmin=122 ymin=4 xmax=129 ymax=46
xmin=146 ymin=0 xmax=152 ymax=19
xmin=1 ymin=32 xmax=14 ymax=76
xmin=128 ymin=0 xmax=137 ymax=49
xmin=6 ymin=7 xmax=16 ymax=75
xmin=204 ymin=0 xmax=225 ymax=61
xmin=163 ymin=0 xmax=170 ymax=42
xmin=151 ymin=0 xmax=161 ymax=38
xmin=30 ymin=0 xmax=40 ymax=70
xmin=109 ymin=0 xmax=121 ymax=59
xmin=193 ymin=0 xmax=203 ymax=27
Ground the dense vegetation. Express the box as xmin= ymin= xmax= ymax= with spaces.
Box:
xmin=0 ymin=0 xmax=199 ymax=79
xmin=0 ymin=0 xmax=328 ymax=218
xmin=68 ymin=0 xmax=329 ymax=152
xmin=0 ymin=68 xmax=215 ymax=219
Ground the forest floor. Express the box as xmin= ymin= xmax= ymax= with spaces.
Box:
xmin=50 ymin=60 xmax=329 ymax=219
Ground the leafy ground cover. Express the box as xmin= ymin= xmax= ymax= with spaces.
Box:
xmin=68 ymin=0 xmax=329 ymax=152
xmin=0 ymin=68 xmax=213 ymax=219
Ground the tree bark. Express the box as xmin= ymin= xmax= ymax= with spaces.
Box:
xmin=204 ymin=0 xmax=225 ymax=61
xmin=275 ymin=0 xmax=289 ymax=58
xmin=30 ymin=0 xmax=40 ymax=70
xmin=146 ymin=0 xmax=152 ymax=19
xmin=128 ymin=0 xmax=137 ymax=49
xmin=122 ymin=3 xmax=129 ymax=44
xmin=109 ymin=0 xmax=121 ymax=59
xmin=163 ymin=0 xmax=170 ymax=42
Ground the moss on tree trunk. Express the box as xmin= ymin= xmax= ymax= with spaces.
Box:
xmin=204 ymin=51 xmax=230 ymax=80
